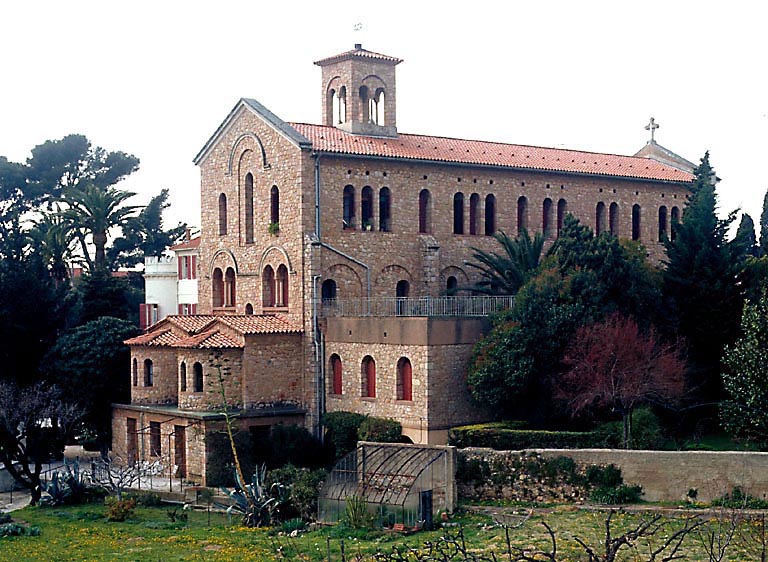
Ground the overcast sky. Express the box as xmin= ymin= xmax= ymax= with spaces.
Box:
xmin=2 ymin=1 xmax=766 ymax=233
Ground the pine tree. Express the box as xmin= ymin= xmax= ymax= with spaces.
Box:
xmin=663 ymin=152 xmax=742 ymax=403
xmin=760 ymin=189 xmax=768 ymax=256
xmin=734 ymin=212 xmax=758 ymax=258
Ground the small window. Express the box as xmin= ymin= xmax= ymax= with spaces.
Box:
xmin=244 ymin=173 xmax=254 ymax=244
xmin=632 ymin=204 xmax=642 ymax=241
xmin=180 ymin=362 xmax=187 ymax=392
xmin=321 ymin=279 xmax=337 ymax=302
xmin=150 ymin=421 xmax=161 ymax=456
xmin=397 ymin=357 xmax=413 ymax=401
xmin=379 ymin=187 xmax=391 ymax=232
xmin=143 ymin=359 xmax=153 ymax=387
xmin=596 ymin=202 xmax=607 ymax=235
xmin=453 ymin=193 xmax=464 ymax=234
xmin=343 ymin=185 xmax=355 ymax=229
xmin=218 ymin=193 xmax=227 ymax=235
xmin=193 ymin=362 xmax=203 ymax=393
xmin=330 ymin=354 xmax=343 ymax=395
xmin=609 ymin=203 xmax=619 ymax=236
xmin=270 ymin=186 xmax=279 ymax=227
xmin=361 ymin=186 xmax=374 ymax=230
xmin=671 ymin=206 xmax=680 ymax=241
xmin=484 ymin=194 xmax=496 ymax=235
xmin=542 ymin=198 xmax=553 ymax=237
xmin=517 ymin=196 xmax=528 ymax=233
xmin=658 ymin=206 xmax=668 ymax=241
xmin=557 ymin=199 xmax=567 ymax=236
xmin=396 ymin=280 xmax=410 ymax=298
xmin=245 ymin=303 xmax=254 ymax=315
xmin=419 ymin=189 xmax=431 ymax=234
xmin=446 ymin=276 xmax=458 ymax=294
xmin=469 ymin=193 xmax=480 ymax=235
xmin=132 ymin=358 xmax=138 ymax=387
xmin=361 ymin=356 xmax=376 ymax=398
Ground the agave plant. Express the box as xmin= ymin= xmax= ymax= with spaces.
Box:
xmin=41 ymin=459 xmax=92 ymax=506
xmin=218 ymin=464 xmax=287 ymax=527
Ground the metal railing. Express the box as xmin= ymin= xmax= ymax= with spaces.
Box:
xmin=319 ymin=295 xmax=513 ymax=318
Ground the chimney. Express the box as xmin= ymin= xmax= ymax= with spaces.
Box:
xmin=354 ymin=43 xmax=362 ymax=50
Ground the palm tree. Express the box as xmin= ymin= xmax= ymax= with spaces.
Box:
xmin=30 ymin=208 xmax=78 ymax=283
xmin=58 ymin=183 xmax=138 ymax=270
xmin=465 ymin=229 xmax=545 ymax=295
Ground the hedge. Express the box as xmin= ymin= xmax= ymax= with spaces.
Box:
xmin=448 ymin=424 xmax=604 ymax=450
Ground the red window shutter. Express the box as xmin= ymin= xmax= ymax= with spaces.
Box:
xmin=178 ymin=304 xmax=184 ymax=315
xmin=139 ymin=303 xmax=148 ymax=330
xmin=191 ymin=304 xmax=197 ymax=314
xmin=177 ymin=257 xmax=183 ymax=280
xmin=191 ymin=256 xmax=196 ymax=279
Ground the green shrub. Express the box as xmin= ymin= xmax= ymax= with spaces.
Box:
xmin=455 ymin=456 xmax=491 ymax=484
xmin=712 ymin=487 xmax=768 ymax=509
xmin=323 ymin=412 xmax=367 ymax=459
xmin=0 ymin=514 xmax=9 ymax=525
xmin=590 ymin=484 xmax=643 ymax=504
xmin=104 ymin=497 xmax=137 ymax=522
xmin=124 ymin=491 xmax=163 ymax=507
xmin=267 ymin=465 xmax=327 ymax=521
xmin=343 ymin=495 xmax=374 ymax=529
xmin=358 ymin=417 xmax=402 ymax=443
xmin=0 ymin=522 xmax=40 ymax=537
xmin=593 ymin=408 xmax=666 ymax=450
xmin=586 ymin=464 xmax=623 ymax=488
xmin=280 ymin=517 xmax=307 ymax=534
xmin=448 ymin=425 xmax=603 ymax=450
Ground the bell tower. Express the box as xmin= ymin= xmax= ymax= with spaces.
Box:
xmin=314 ymin=44 xmax=402 ymax=137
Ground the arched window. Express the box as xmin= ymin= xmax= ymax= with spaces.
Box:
xmin=469 ymin=193 xmax=480 ymax=235
xmin=132 ymin=358 xmax=138 ymax=387
xmin=596 ymin=202 xmax=607 ymax=235
xmin=359 ymin=85 xmax=370 ymax=122
xmin=244 ymin=173 xmax=254 ymax=244
xmin=276 ymin=264 xmax=289 ymax=307
xmin=557 ymin=199 xmax=567 ymax=236
xmin=330 ymin=88 xmax=339 ymax=124
xmin=270 ymin=186 xmax=279 ymax=227
xmin=212 ymin=268 xmax=224 ymax=308
xmin=658 ymin=206 xmax=668 ymax=241
xmin=517 ymin=196 xmax=528 ymax=234
xmin=397 ymin=357 xmax=413 ymax=401
xmin=485 ymin=194 xmax=496 ymax=235
xmin=396 ymin=280 xmax=410 ymax=298
xmin=632 ymin=204 xmax=642 ymax=241
xmin=144 ymin=359 xmax=153 ymax=387
xmin=218 ymin=193 xmax=227 ymax=235
xmin=671 ymin=206 xmax=680 ymax=241
xmin=224 ymin=267 xmax=236 ymax=307
xmin=453 ymin=193 xmax=464 ymax=234
xmin=180 ymin=362 xmax=187 ymax=392
xmin=245 ymin=303 xmax=254 ymax=315
xmin=193 ymin=362 xmax=203 ymax=393
xmin=321 ymin=279 xmax=337 ymax=302
xmin=446 ymin=276 xmax=458 ymax=294
xmin=419 ymin=189 xmax=431 ymax=234
xmin=361 ymin=356 xmax=376 ymax=398
xmin=338 ymin=86 xmax=347 ymax=123
xmin=330 ymin=354 xmax=343 ymax=395
xmin=379 ymin=187 xmax=391 ymax=232
xmin=343 ymin=185 xmax=355 ymax=229
xmin=373 ymin=88 xmax=385 ymax=125
xmin=609 ymin=203 xmax=619 ymax=236
xmin=542 ymin=198 xmax=553 ymax=237
xmin=361 ymin=186 xmax=374 ymax=230
xmin=262 ymin=265 xmax=275 ymax=307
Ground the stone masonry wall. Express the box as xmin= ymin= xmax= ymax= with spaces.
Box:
xmin=130 ymin=347 xmax=178 ymax=405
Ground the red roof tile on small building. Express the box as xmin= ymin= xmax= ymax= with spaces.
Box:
xmin=174 ymin=330 xmax=242 ymax=349
xmin=164 ymin=315 xmax=218 ymax=333
xmin=290 ymin=123 xmax=694 ymax=183
xmin=314 ymin=45 xmax=402 ymax=67
xmin=217 ymin=314 xmax=303 ymax=335
xmin=170 ymin=236 xmax=201 ymax=251
xmin=124 ymin=329 xmax=181 ymax=347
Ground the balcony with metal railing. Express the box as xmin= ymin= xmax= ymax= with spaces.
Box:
xmin=319 ymin=295 xmax=513 ymax=318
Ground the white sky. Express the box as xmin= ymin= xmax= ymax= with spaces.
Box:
xmin=2 ymin=1 xmax=766 ymax=232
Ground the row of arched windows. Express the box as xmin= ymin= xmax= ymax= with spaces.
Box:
xmin=263 ymin=264 xmax=289 ymax=307
xmin=179 ymin=361 xmax=204 ymax=393
xmin=329 ymin=354 xmax=413 ymax=401
xmin=343 ymin=185 xmax=392 ymax=231
xmin=132 ymin=358 xmax=154 ymax=387
xmin=212 ymin=267 xmax=236 ymax=308
xmin=451 ymin=193 xmax=497 ymax=235
xmin=218 ymin=180 xmax=280 ymax=240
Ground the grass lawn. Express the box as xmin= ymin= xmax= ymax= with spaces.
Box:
xmin=0 ymin=502 xmax=763 ymax=561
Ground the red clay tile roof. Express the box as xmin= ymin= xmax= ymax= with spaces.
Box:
xmin=174 ymin=330 xmax=242 ymax=349
xmin=170 ymin=236 xmax=201 ymax=251
xmin=124 ymin=329 xmax=181 ymax=347
xmin=314 ymin=45 xmax=402 ymax=66
xmin=164 ymin=315 xmax=218 ymax=333
xmin=290 ymin=123 xmax=694 ymax=183
xmin=217 ymin=314 xmax=303 ymax=335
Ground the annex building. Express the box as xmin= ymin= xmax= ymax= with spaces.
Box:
xmin=113 ymin=45 xmax=694 ymax=485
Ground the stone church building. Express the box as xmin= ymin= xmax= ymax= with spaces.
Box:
xmin=112 ymin=45 xmax=694 ymax=484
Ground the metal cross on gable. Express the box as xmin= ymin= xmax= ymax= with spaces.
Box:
xmin=645 ymin=117 xmax=659 ymax=142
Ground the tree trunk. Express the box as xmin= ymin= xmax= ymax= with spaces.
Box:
xmin=93 ymin=231 xmax=107 ymax=268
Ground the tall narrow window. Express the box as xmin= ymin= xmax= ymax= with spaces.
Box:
xmin=179 ymin=362 xmax=187 ymax=392
xmin=658 ymin=206 xmax=668 ymax=241
xmin=469 ymin=193 xmax=480 ymax=235
xmin=331 ymin=89 xmax=340 ymax=124
xmin=343 ymin=185 xmax=355 ymax=229
xmin=270 ymin=186 xmax=279 ymax=226
xmin=419 ymin=189 xmax=431 ymax=233
xmin=276 ymin=264 xmax=289 ymax=307
xmin=485 ymin=194 xmax=496 ymax=235
xmin=517 ymin=196 xmax=528 ymax=234
xmin=244 ymin=173 xmax=254 ymax=244
xmin=218 ymin=193 xmax=227 ymax=235
xmin=193 ymin=362 xmax=203 ymax=392
xmin=359 ymin=86 xmax=370 ymax=122
xmin=224 ymin=267 xmax=236 ymax=307
xmin=557 ymin=199 xmax=567 ymax=236
xmin=132 ymin=358 xmax=138 ymax=387
xmin=632 ymin=204 xmax=642 ymax=241
xmin=609 ymin=203 xmax=619 ymax=236
xmin=361 ymin=186 xmax=373 ymax=230
xmin=338 ymin=86 xmax=347 ymax=123
xmin=144 ymin=359 xmax=153 ymax=387
xmin=212 ymin=268 xmax=224 ymax=308
xmin=542 ymin=198 xmax=553 ymax=237
xmin=397 ymin=357 xmax=413 ymax=401
xmin=330 ymin=354 xmax=343 ymax=395
xmin=262 ymin=265 xmax=275 ymax=307
xmin=361 ymin=356 xmax=376 ymax=398
xmin=596 ymin=202 xmax=607 ymax=235
xmin=149 ymin=422 xmax=161 ymax=456
xmin=379 ymin=187 xmax=391 ymax=232
xmin=373 ymin=89 xmax=385 ymax=125
xmin=453 ymin=193 xmax=464 ymax=234
xmin=671 ymin=206 xmax=680 ymax=241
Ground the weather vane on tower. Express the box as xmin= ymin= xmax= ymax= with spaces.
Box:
xmin=645 ymin=117 xmax=659 ymax=143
